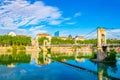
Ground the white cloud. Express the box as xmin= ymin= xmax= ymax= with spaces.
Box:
xmin=74 ymin=12 xmax=81 ymax=17
xmin=29 ymin=25 xmax=44 ymax=31
xmin=64 ymin=18 xmax=71 ymax=21
xmin=107 ymin=29 xmax=120 ymax=33
xmin=106 ymin=29 xmax=120 ymax=39
xmin=28 ymin=25 xmax=47 ymax=37
xmin=0 ymin=0 xmax=63 ymax=37
xmin=49 ymin=20 xmax=61 ymax=25
xmin=66 ymin=22 xmax=76 ymax=25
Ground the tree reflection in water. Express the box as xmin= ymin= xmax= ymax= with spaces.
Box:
xmin=97 ymin=62 xmax=118 ymax=80
xmin=0 ymin=51 xmax=31 ymax=66
xmin=0 ymin=51 xmax=119 ymax=79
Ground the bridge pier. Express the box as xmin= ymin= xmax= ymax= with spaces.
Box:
xmin=42 ymin=40 xmax=52 ymax=64
xmin=97 ymin=28 xmax=107 ymax=61
xmin=43 ymin=40 xmax=48 ymax=63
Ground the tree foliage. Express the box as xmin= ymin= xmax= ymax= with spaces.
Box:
xmin=0 ymin=52 xmax=31 ymax=65
xmin=77 ymin=39 xmax=97 ymax=44
xmin=107 ymin=39 xmax=120 ymax=44
xmin=77 ymin=39 xmax=120 ymax=44
xmin=38 ymin=37 xmax=49 ymax=45
xmin=104 ymin=49 xmax=117 ymax=61
xmin=0 ymin=35 xmax=31 ymax=46
xmin=51 ymin=37 xmax=74 ymax=44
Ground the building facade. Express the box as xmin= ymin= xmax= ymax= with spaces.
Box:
xmin=36 ymin=33 xmax=51 ymax=41
xmin=75 ymin=36 xmax=84 ymax=41
xmin=54 ymin=31 xmax=59 ymax=37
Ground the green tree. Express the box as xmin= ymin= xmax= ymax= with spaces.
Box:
xmin=38 ymin=37 xmax=49 ymax=45
xmin=51 ymin=37 xmax=74 ymax=44
xmin=77 ymin=39 xmax=97 ymax=44
xmin=0 ymin=35 xmax=31 ymax=46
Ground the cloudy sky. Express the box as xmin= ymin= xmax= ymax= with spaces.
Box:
xmin=0 ymin=0 xmax=120 ymax=38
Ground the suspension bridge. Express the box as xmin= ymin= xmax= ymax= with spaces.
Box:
xmin=40 ymin=27 xmax=120 ymax=80
xmin=41 ymin=27 xmax=120 ymax=61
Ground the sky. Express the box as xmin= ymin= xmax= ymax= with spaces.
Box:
xmin=0 ymin=0 xmax=120 ymax=38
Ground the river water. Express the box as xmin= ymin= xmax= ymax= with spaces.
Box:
xmin=0 ymin=52 xmax=120 ymax=80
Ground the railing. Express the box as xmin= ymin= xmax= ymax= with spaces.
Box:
xmin=106 ymin=44 xmax=120 ymax=47
xmin=45 ymin=44 xmax=97 ymax=47
xmin=42 ymin=44 xmax=120 ymax=47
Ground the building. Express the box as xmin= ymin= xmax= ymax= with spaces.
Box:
xmin=58 ymin=36 xmax=68 ymax=40
xmin=57 ymin=35 xmax=73 ymax=40
xmin=54 ymin=31 xmax=59 ymax=37
xmin=67 ymin=35 xmax=73 ymax=40
xmin=36 ymin=33 xmax=51 ymax=40
xmin=75 ymin=36 xmax=84 ymax=41
xmin=8 ymin=32 xmax=16 ymax=36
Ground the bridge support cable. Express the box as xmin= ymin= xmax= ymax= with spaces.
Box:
xmin=85 ymin=31 xmax=97 ymax=39
xmin=107 ymin=31 xmax=119 ymax=39
xmin=84 ymin=28 xmax=97 ymax=39
xmin=106 ymin=29 xmax=120 ymax=39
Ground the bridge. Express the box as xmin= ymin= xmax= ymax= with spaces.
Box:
xmin=45 ymin=44 xmax=120 ymax=47
xmin=41 ymin=27 xmax=120 ymax=61
xmin=40 ymin=27 xmax=120 ymax=80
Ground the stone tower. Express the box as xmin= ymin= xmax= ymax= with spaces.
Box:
xmin=97 ymin=28 xmax=107 ymax=61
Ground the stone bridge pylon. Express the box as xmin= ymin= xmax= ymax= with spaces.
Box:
xmin=97 ymin=28 xmax=107 ymax=61
xmin=42 ymin=40 xmax=51 ymax=64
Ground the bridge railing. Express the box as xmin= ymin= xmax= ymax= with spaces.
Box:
xmin=44 ymin=44 xmax=97 ymax=47
xmin=39 ymin=44 xmax=120 ymax=47
xmin=106 ymin=44 xmax=120 ymax=47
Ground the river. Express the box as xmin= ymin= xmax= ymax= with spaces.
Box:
xmin=0 ymin=51 xmax=120 ymax=80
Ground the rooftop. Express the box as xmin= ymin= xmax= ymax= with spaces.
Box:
xmin=37 ymin=33 xmax=51 ymax=36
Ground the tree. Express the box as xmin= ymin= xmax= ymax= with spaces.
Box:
xmin=0 ymin=35 xmax=31 ymax=46
xmin=51 ymin=37 xmax=74 ymax=44
xmin=38 ymin=37 xmax=49 ymax=45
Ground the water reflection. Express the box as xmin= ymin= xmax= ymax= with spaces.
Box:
xmin=75 ymin=58 xmax=85 ymax=62
xmin=65 ymin=58 xmax=120 ymax=79
xmin=36 ymin=52 xmax=51 ymax=65
xmin=0 ymin=51 xmax=31 ymax=66
xmin=0 ymin=51 xmax=52 ymax=66
xmin=0 ymin=51 xmax=119 ymax=80
xmin=41 ymin=52 xmax=120 ymax=79
xmin=97 ymin=62 xmax=117 ymax=80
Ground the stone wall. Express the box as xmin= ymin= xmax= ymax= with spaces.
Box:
xmin=51 ymin=46 xmax=93 ymax=55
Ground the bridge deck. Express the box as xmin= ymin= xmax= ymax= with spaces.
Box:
xmin=43 ymin=44 xmax=120 ymax=47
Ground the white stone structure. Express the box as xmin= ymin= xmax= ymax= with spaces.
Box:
xmin=8 ymin=32 xmax=16 ymax=36
xmin=97 ymin=28 xmax=107 ymax=61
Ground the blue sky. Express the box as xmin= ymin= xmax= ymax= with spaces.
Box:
xmin=0 ymin=0 xmax=120 ymax=38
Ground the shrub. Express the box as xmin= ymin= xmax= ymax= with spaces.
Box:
xmin=104 ymin=49 xmax=117 ymax=61
xmin=18 ymin=46 xmax=26 ymax=50
xmin=7 ymin=48 xmax=12 ymax=52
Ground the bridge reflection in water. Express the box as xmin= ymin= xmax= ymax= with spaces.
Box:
xmin=0 ymin=51 xmax=120 ymax=80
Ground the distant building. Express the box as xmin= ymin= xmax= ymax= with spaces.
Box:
xmin=54 ymin=31 xmax=59 ymax=37
xmin=58 ymin=36 xmax=68 ymax=40
xmin=36 ymin=33 xmax=51 ymax=40
xmin=67 ymin=35 xmax=73 ymax=40
xmin=8 ymin=32 xmax=16 ymax=36
xmin=75 ymin=36 xmax=84 ymax=41
xmin=57 ymin=35 xmax=73 ymax=40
